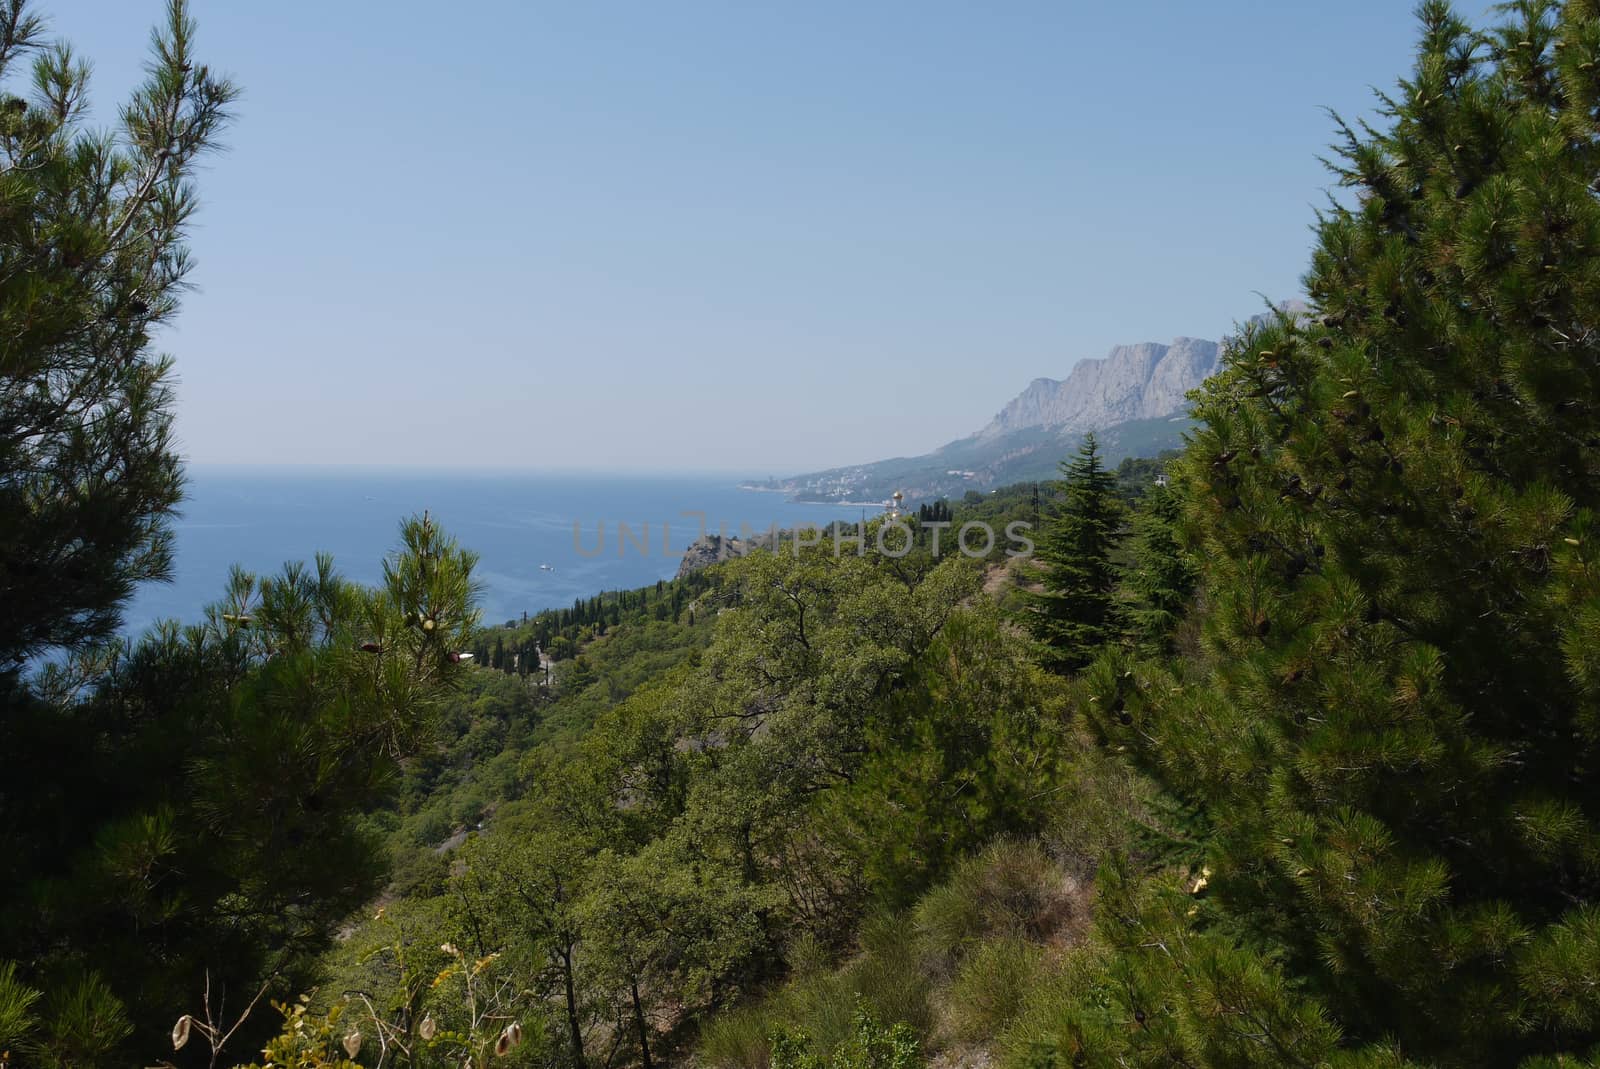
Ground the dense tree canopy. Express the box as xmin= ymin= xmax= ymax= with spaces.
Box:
xmin=15 ymin=2 xmax=1600 ymax=1068
xmin=1 ymin=515 xmax=480 ymax=1062
xmin=1072 ymin=1 xmax=1600 ymax=1063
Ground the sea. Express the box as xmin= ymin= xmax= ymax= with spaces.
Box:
xmin=122 ymin=468 xmax=871 ymax=637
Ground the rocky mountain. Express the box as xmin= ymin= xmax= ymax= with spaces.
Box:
xmin=753 ymin=335 xmax=1231 ymax=504
xmin=754 ymin=304 xmax=1308 ymax=505
xmin=974 ymin=337 xmax=1220 ymax=441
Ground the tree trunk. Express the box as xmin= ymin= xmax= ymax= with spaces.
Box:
xmin=740 ymin=821 xmax=758 ymax=884
xmin=561 ymin=942 xmax=586 ymax=1069
xmin=630 ymin=980 xmax=653 ymax=1069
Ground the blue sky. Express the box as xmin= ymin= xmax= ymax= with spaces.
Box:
xmin=50 ymin=0 xmax=1440 ymax=473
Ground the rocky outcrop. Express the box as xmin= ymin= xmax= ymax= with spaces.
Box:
xmin=755 ymin=302 xmax=1303 ymax=505
xmin=675 ymin=534 xmax=748 ymax=578
xmin=974 ymin=337 xmax=1220 ymax=441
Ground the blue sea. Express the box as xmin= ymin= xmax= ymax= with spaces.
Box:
xmin=123 ymin=468 xmax=868 ymax=636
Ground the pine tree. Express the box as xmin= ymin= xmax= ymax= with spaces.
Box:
xmin=2 ymin=515 xmax=480 ymax=1062
xmin=0 ymin=0 xmax=236 ymax=674
xmin=1072 ymin=3 xmax=1600 ymax=1063
xmin=1025 ymin=433 xmax=1122 ymax=671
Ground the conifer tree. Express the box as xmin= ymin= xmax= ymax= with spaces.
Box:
xmin=0 ymin=0 xmax=236 ymax=674
xmin=1117 ymin=482 xmax=1196 ymax=652
xmin=1 ymin=515 xmax=480 ymax=1062
xmin=1025 ymin=433 xmax=1122 ymax=671
xmin=1073 ymin=2 xmax=1600 ymax=1063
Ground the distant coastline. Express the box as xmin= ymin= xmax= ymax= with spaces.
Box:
xmin=127 ymin=471 xmax=865 ymax=635
xmin=738 ymin=482 xmax=891 ymax=508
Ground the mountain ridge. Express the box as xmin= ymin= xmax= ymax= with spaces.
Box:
xmin=753 ymin=335 xmax=1218 ymax=504
xmin=754 ymin=304 xmax=1305 ymax=504
xmin=973 ymin=335 xmax=1219 ymax=441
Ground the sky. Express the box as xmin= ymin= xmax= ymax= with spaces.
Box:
xmin=48 ymin=0 xmax=1444 ymax=474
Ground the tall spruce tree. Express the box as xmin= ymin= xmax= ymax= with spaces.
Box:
xmin=1071 ymin=2 xmax=1600 ymax=1064
xmin=1026 ymin=433 xmax=1122 ymax=671
xmin=0 ymin=0 xmax=236 ymax=676
xmin=1117 ymin=482 xmax=1196 ymax=653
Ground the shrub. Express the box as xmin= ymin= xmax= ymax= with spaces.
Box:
xmin=943 ymin=938 xmax=1047 ymax=1044
xmin=1043 ymin=749 xmax=1201 ymax=880
xmin=698 ymin=921 xmax=931 ymax=1069
xmin=770 ymin=1003 xmax=922 ymax=1069
xmin=847 ymin=913 xmax=934 ymax=1038
xmin=700 ymin=1002 xmax=784 ymax=1069
xmin=0 ymin=963 xmax=39 ymax=1055
xmin=992 ymin=942 xmax=1117 ymax=1069
xmin=788 ymin=971 xmax=864 ymax=1059
xmin=913 ymin=840 xmax=1065 ymax=968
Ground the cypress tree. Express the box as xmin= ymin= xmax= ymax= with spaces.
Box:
xmin=1025 ymin=432 xmax=1122 ymax=671
xmin=1074 ymin=3 xmax=1600 ymax=1063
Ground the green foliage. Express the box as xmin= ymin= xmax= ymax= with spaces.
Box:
xmin=820 ymin=608 xmax=1072 ymax=906
xmin=330 ymin=503 xmax=1168 ymax=1069
xmin=578 ymin=836 xmax=773 ymax=1065
xmin=846 ymin=915 xmax=936 ymax=1041
xmin=992 ymin=942 xmax=1115 ymax=1069
xmin=943 ymin=939 xmax=1047 ymax=1045
xmin=1039 ymin=735 xmax=1203 ymax=882
xmin=450 ymin=815 xmax=592 ymax=1068
xmin=231 ymin=999 xmax=363 ymax=1069
xmin=32 ymin=972 xmax=133 ymax=1068
xmin=698 ymin=836 xmax=1104 ymax=1066
xmin=240 ymin=933 xmax=542 ymax=1069
xmin=1115 ymin=483 xmax=1196 ymax=652
xmin=0 ymin=962 xmax=40 ymax=1055
xmin=1024 ymin=434 xmax=1123 ymax=670
xmin=0 ymin=0 xmax=236 ymax=671
xmin=373 ymin=539 xmax=1060 ymax=1069
xmin=769 ymin=1005 xmax=922 ymax=1069
xmin=699 ymin=965 xmax=864 ymax=1069
xmin=1 ymin=515 xmax=480 ymax=1063
xmin=1056 ymin=2 xmax=1600 ymax=1064
xmin=912 ymin=840 xmax=1072 ymax=969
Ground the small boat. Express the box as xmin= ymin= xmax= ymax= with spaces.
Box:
xmin=539 ymin=563 xmax=554 ymax=571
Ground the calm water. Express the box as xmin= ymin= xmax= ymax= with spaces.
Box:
xmin=123 ymin=468 xmax=869 ymax=635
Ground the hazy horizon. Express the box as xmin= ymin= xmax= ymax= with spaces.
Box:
xmin=178 ymin=460 xmax=828 ymax=477
xmin=56 ymin=0 xmax=1429 ymax=472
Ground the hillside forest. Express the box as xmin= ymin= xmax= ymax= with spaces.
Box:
xmin=7 ymin=2 xmax=1600 ymax=1068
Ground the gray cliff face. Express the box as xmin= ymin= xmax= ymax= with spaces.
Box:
xmin=759 ymin=304 xmax=1305 ymax=506
xmin=975 ymin=337 xmax=1220 ymax=441
xmin=675 ymin=534 xmax=747 ymax=578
